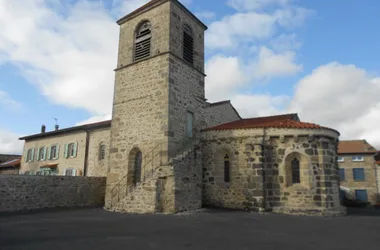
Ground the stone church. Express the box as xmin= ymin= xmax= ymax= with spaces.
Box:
xmin=19 ymin=0 xmax=345 ymax=216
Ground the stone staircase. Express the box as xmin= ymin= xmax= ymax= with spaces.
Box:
xmin=109 ymin=138 xmax=200 ymax=214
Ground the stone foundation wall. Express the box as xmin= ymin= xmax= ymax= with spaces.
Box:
xmin=0 ymin=175 xmax=106 ymax=213
xmin=173 ymin=147 xmax=202 ymax=212
xmin=112 ymin=179 xmax=158 ymax=214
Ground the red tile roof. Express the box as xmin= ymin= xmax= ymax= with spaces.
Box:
xmin=376 ymin=161 xmax=380 ymax=165
xmin=202 ymin=113 xmax=338 ymax=134
xmin=338 ymin=140 xmax=377 ymax=154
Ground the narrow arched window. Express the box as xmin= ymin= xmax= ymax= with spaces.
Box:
xmin=133 ymin=151 xmax=142 ymax=185
xmin=183 ymin=24 xmax=194 ymax=65
xmin=291 ymin=158 xmax=300 ymax=184
xmin=224 ymin=154 xmax=230 ymax=182
xmin=134 ymin=21 xmax=151 ymax=61
xmin=99 ymin=144 xmax=106 ymax=161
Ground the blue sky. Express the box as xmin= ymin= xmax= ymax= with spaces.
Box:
xmin=0 ymin=0 xmax=379 ymax=154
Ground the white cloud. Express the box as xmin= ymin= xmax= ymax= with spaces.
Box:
xmin=206 ymin=5 xmax=311 ymax=50
xmin=253 ymin=46 xmax=302 ymax=78
xmin=289 ymin=63 xmax=380 ymax=146
xmin=195 ymin=11 xmax=216 ymax=20
xmin=0 ymin=90 xmax=21 ymax=111
xmin=218 ymin=62 xmax=380 ymax=149
xmin=227 ymin=0 xmax=290 ymax=11
xmin=0 ymin=129 xmax=24 ymax=154
xmin=231 ymin=94 xmax=290 ymax=118
xmin=76 ymin=114 xmax=112 ymax=126
xmin=206 ymin=12 xmax=277 ymax=49
xmin=0 ymin=0 xmax=120 ymax=116
xmin=205 ymin=55 xmax=247 ymax=102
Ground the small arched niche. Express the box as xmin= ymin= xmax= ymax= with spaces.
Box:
xmin=128 ymin=147 xmax=143 ymax=186
xmin=284 ymin=152 xmax=313 ymax=189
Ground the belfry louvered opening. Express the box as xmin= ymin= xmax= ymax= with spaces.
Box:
xmin=134 ymin=21 xmax=152 ymax=61
xmin=183 ymin=24 xmax=194 ymax=65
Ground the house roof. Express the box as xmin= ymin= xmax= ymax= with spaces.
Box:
xmin=338 ymin=140 xmax=377 ymax=154
xmin=116 ymin=0 xmax=208 ymax=30
xmin=206 ymin=100 xmax=242 ymax=119
xmin=0 ymin=158 xmax=21 ymax=168
xmin=19 ymin=120 xmax=111 ymax=141
xmin=202 ymin=113 xmax=339 ymax=134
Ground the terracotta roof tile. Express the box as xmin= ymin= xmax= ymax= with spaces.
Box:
xmin=202 ymin=113 xmax=338 ymax=133
xmin=338 ymin=140 xmax=377 ymax=154
xmin=376 ymin=160 xmax=380 ymax=165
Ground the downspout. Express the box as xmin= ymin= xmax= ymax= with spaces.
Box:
xmin=261 ymin=128 xmax=267 ymax=211
xmin=83 ymin=129 xmax=91 ymax=176
xmin=374 ymin=152 xmax=380 ymax=197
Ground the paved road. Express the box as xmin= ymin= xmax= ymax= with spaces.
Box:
xmin=1 ymin=208 xmax=380 ymax=250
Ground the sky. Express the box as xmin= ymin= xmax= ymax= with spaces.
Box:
xmin=0 ymin=0 xmax=379 ymax=154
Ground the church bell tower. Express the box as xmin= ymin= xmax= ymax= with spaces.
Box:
xmin=105 ymin=0 xmax=207 ymax=213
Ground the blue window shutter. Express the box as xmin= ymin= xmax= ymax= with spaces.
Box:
xmin=56 ymin=145 xmax=60 ymax=159
xmin=353 ymin=168 xmax=365 ymax=181
xmin=64 ymin=144 xmax=68 ymax=158
xmin=31 ymin=148 xmax=35 ymax=162
xmin=339 ymin=169 xmax=345 ymax=181
xmin=37 ymin=148 xmax=41 ymax=161
xmin=24 ymin=150 xmax=28 ymax=162
xmin=73 ymin=142 xmax=78 ymax=158
xmin=47 ymin=146 xmax=51 ymax=160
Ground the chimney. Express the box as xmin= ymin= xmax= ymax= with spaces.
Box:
xmin=41 ymin=125 xmax=46 ymax=133
xmin=55 ymin=124 xmax=59 ymax=131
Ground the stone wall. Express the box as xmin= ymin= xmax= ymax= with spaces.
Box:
xmin=338 ymin=154 xmax=378 ymax=204
xmin=204 ymin=102 xmax=241 ymax=128
xmin=0 ymin=175 xmax=106 ymax=213
xmin=201 ymin=128 xmax=345 ymax=216
xmin=87 ymin=128 xmax=110 ymax=177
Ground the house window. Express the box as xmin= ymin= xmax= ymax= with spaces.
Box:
xmin=65 ymin=169 xmax=77 ymax=176
xmin=337 ymin=156 xmax=344 ymax=162
xmin=183 ymin=24 xmax=194 ymax=65
xmin=65 ymin=143 xmax=77 ymax=158
xmin=224 ymin=154 xmax=230 ymax=182
xmin=339 ymin=168 xmax=345 ymax=181
xmin=291 ymin=158 xmax=301 ymax=184
xmin=37 ymin=147 xmax=46 ymax=161
xmin=49 ymin=145 xmax=59 ymax=160
xmin=99 ymin=144 xmax=106 ymax=161
xmin=186 ymin=111 xmax=193 ymax=138
xmin=355 ymin=190 xmax=368 ymax=202
xmin=36 ymin=170 xmax=51 ymax=176
xmin=352 ymin=156 xmax=364 ymax=162
xmin=353 ymin=168 xmax=365 ymax=181
xmin=26 ymin=149 xmax=34 ymax=162
xmin=134 ymin=21 xmax=151 ymax=61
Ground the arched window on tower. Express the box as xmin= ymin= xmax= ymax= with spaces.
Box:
xmin=291 ymin=158 xmax=301 ymax=184
xmin=133 ymin=150 xmax=142 ymax=186
xmin=183 ymin=24 xmax=194 ymax=65
xmin=224 ymin=154 xmax=230 ymax=182
xmin=134 ymin=21 xmax=152 ymax=61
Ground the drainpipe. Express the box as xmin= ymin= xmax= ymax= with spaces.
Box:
xmin=83 ymin=129 xmax=91 ymax=176
xmin=374 ymin=152 xmax=380 ymax=198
